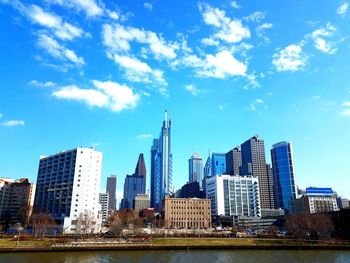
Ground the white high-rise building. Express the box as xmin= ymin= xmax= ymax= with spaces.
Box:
xmin=34 ymin=147 xmax=102 ymax=233
xmin=99 ymin=193 xmax=109 ymax=223
xmin=206 ymin=174 xmax=261 ymax=218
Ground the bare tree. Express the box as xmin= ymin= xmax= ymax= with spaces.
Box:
xmin=75 ymin=210 xmax=97 ymax=236
xmin=107 ymin=211 xmax=123 ymax=236
xmin=29 ymin=213 xmax=55 ymax=239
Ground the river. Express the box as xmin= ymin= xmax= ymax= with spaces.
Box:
xmin=0 ymin=250 xmax=350 ymax=263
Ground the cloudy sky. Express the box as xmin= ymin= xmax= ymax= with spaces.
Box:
xmin=1 ymin=0 xmax=350 ymax=202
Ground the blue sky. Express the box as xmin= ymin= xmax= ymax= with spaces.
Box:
xmin=1 ymin=0 xmax=350 ymax=203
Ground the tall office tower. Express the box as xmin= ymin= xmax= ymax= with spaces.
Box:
xmin=99 ymin=193 xmax=109 ymax=224
xmin=34 ymin=147 xmax=102 ymax=233
xmin=211 ymin=153 xmax=226 ymax=176
xmin=204 ymin=153 xmax=212 ymax=178
xmin=0 ymin=178 xmax=35 ymax=225
xmin=206 ymin=174 xmax=261 ymax=218
xmin=150 ymin=110 xmax=173 ymax=210
xmin=188 ymin=153 xmax=204 ymax=188
xmin=225 ymin=146 xmax=242 ymax=175
xmin=241 ymin=135 xmax=275 ymax=209
xmin=271 ymin=142 xmax=296 ymax=213
xmin=121 ymin=154 xmax=147 ymax=209
xmin=150 ymin=139 xmax=159 ymax=209
xmin=106 ymin=175 xmax=117 ymax=213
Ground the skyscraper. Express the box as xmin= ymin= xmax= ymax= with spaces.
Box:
xmin=211 ymin=153 xmax=226 ymax=176
xmin=121 ymin=154 xmax=146 ymax=209
xmin=271 ymin=141 xmax=296 ymax=213
xmin=34 ymin=147 xmax=102 ymax=233
xmin=99 ymin=192 xmax=109 ymax=223
xmin=225 ymin=146 xmax=242 ymax=175
xmin=241 ymin=135 xmax=274 ymax=210
xmin=150 ymin=110 xmax=173 ymax=210
xmin=106 ymin=175 xmax=117 ymax=213
xmin=188 ymin=153 xmax=204 ymax=188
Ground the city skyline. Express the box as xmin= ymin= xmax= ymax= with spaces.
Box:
xmin=1 ymin=0 xmax=350 ymax=201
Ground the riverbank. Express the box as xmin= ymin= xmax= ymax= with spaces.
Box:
xmin=0 ymin=238 xmax=349 ymax=252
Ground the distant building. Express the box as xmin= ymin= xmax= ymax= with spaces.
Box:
xmin=121 ymin=154 xmax=147 ymax=209
xmin=99 ymin=193 xmax=109 ymax=224
xmin=180 ymin=181 xmax=205 ymax=199
xmin=294 ymin=187 xmax=339 ymax=214
xmin=338 ymin=198 xmax=350 ymax=209
xmin=134 ymin=194 xmax=150 ymax=216
xmin=204 ymin=153 xmax=212 ymax=178
xmin=164 ymin=197 xmax=211 ymax=229
xmin=271 ymin=141 xmax=296 ymax=213
xmin=204 ymin=152 xmax=226 ymax=178
xmin=206 ymin=174 xmax=261 ymax=218
xmin=0 ymin=178 xmax=35 ymax=226
xmin=106 ymin=175 xmax=117 ymax=213
xmin=150 ymin=111 xmax=173 ymax=210
xmin=188 ymin=153 xmax=204 ymax=188
xmin=34 ymin=147 xmax=102 ymax=233
xmin=241 ymin=135 xmax=274 ymax=210
xmin=225 ymin=146 xmax=242 ymax=175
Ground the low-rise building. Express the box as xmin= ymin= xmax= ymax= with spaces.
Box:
xmin=294 ymin=187 xmax=339 ymax=214
xmin=164 ymin=196 xmax=211 ymax=229
xmin=134 ymin=194 xmax=150 ymax=216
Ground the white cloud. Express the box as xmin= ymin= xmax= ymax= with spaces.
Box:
xmin=231 ymin=1 xmax=241 ymax=9
xmin=198 ymin=3 xmax=250 ymax=44
xmin=256 ymin=22 xmax=273 ymax=44
xmin=46 ymin=0 xmax=103 ymax=17
xmin=340 ymin=101 xmax=350 ymax=116
xmin=201 ymin=37 xmax=219 ymax=46
xmin=29 ymin=80 xmax=56 ymax=88
xmin=106 ymin=9 xmax=119 ymax=20
xmin=198 ymin=50 xmax=247 ymax=78
xmin=311 ymin=23 xmax=337 ymax=54
xmin=337 ymin=2 xmax=348 ymax=17
xmin=52 ymin=80 xmax=140 ymax=112
xmin=185 ymin=84 xmax=200 ymax=96
xmin=272 ymin=44 xmax=307 ymax=72
xmin=102 ymin=23 xmax=177 ymax=60
xmin=113 ymin=54 xmax=167 ymax=89
xmin=2 ymin=120 xmax=25 ymax=127
xmin=250 ymin=99 xmax=264 ymax=111
xmin=218 ymin=105 xmax=225 ymax=111
xmin=52 ymin=85 xmax=108 ymax=107
xmin=144 ymin=2 xmax=153 ymax=11
xmin=37 ymin=34 xmax=84 ymax=65
xmin=137 ymin=134 xmax=153 ymax=139
xmin=29 ymin=5 xmax=83 ymax=41
xmin=244 ymin=11 xmax=266 ymax=22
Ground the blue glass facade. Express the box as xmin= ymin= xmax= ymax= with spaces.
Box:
xmin=271 ymin=141 xmax=296 ymax=213
xmin=150 ymin=111 xmax=173 ymax=210
xmin=188 ymin=153 xmax=204 ymax=188
xmin=122 ymin=174 xmax=146 ymax=209
xmin=211 ymin=153 xmax=226 ymax=176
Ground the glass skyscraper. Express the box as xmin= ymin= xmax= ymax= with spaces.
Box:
xmin=121 ymin=154 xmax=146 ymax=209
xmin=188 ymin=153 xmax=204 ymax=188
xmin=150 ymin=110 xmax=173 ymax=210
xmin=271 ymin=141 xmax=296 ymax=213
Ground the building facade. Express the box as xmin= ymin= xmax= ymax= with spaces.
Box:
xmin=106 ymin=175 xmax=117 ymax=213
xmin=241 ymin=135 xmax=274 ymax=210
xmin=34 ymin=147 xmax=102 ymax=233
xmin=150 ymin=111 xmax=173 ymax=210
xmin=294 ymin=187 xmax=339 ymax=214
xmin=225 ymin=146 xmax=242 ymax=175
xmin=188 ymin=153 xmax=204 ymax=188
xmin=122 ymin=154 xmax=146 ymax=209
xmin=134 ymin=194 xmax=150 ymax=215
xmin=0 ymin=178 xmax=35 ymax=226
xmin=99 ymin=193 xmax=109 ymax=224
xmin=206 ymin=174 xmax=261 ymax=218
xmin=271 ymin=141 xmax=296 ymax=213
xmin=164 ymin=197 xmax=211 ymax=229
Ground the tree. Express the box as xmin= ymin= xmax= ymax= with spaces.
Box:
xmin=107 ymin=211 xmax=123 ymax=236
xmin=285 ymin=213 xmax=334 ymax=240
xmin=75 ymin=210 xmax=97 ymax=236
xmin=29 ymin=213 xmax=55 ymax=238
xmin=17 ymin=205 xmax=33 ymax=227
